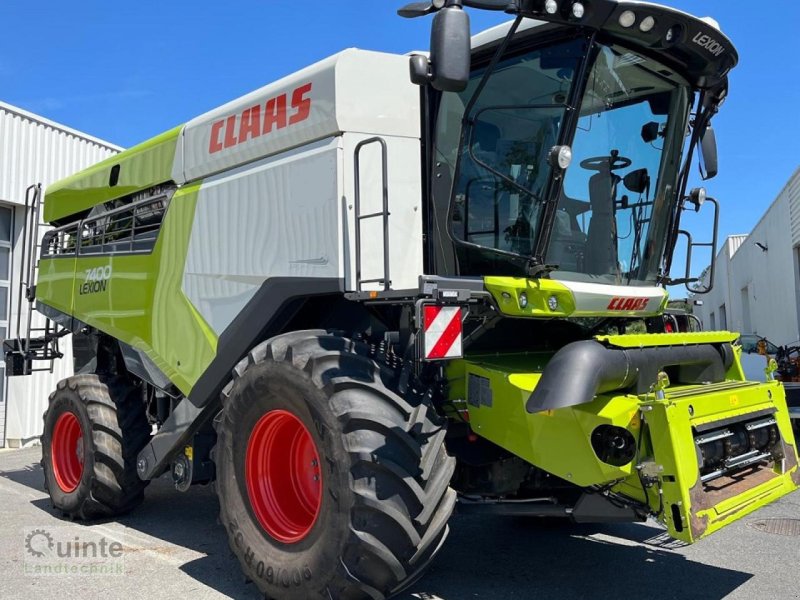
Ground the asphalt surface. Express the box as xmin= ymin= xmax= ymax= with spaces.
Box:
xmin=1 ymin=445 xmax=799 ymax=600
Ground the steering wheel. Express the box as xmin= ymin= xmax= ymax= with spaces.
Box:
xmin=580 ymin=153 xmax=632 ymax=172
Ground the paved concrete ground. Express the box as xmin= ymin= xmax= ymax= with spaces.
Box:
xmin=1 ymin=445 xmax=799 ymax=600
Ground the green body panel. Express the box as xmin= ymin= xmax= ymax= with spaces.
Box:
xmin=36 ymin=257 xmax=77 ymax=318
xmin=596 ymin=331 xmax=739 ymax=347
xmin=484 ymin=277 xmax=577 ymax=318
xmin=37 ymin=183 xmax=217 ymax=395
xmin=148 ymin=183 xmax=217 ymax=394
xmin=44 ymin=127 xmax=181 ymax=224
xmin=449 ymin=354 xmax=642 ymax=486
xmin=451 ymin=341 xmax=799 ymax=544
xmin=72 ymin=253 xmax=154 ymax=345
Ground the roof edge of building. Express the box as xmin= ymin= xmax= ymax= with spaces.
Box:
xmin=0 ymin=100 xmax=124 ymax=153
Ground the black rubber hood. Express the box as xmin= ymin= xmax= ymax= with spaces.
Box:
xmin=526 ymin=339 xmax=734 ymax=413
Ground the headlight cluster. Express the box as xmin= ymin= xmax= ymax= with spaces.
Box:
xmin=619 ymin=9 xmax=657 ymax=32
xmin=617 ymin=9 xmax=685 ymax=45
xmin=619 ymin=10 xmax=662 ymax=32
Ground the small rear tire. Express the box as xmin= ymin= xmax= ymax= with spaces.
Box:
xmin=214 ymin=331 xmax=456 ymax=599
xmin=41 ymin=374 xmax=151 ymax=519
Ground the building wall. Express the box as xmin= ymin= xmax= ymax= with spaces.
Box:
xmin=694 ymin=167 xmax=800 ymax=347
xmin=0 ymin=101 xmax=121 ymax=446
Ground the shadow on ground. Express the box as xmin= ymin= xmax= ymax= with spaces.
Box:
xmin=2 ymin=454 xmax=752 ymax=600
xmin=399 ymin=516 xmax=751 ymax=600
xmin=1 ymin=460 xmax=43 ymax=491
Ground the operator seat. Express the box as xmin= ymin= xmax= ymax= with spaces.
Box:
xmin=547 ymin=209 xmax=586 ymax=272
xmin=584 ymin=160 xmax=620 ymax=275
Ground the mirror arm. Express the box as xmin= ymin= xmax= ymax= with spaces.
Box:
xmin=461 ymin=15 xmax=523 ymax=117
xmin=463 ymin=0 xmax=515 ymax=9
xmin=664 ymin=90 xmax=705 ymax=275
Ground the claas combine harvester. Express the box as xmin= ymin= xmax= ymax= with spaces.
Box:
xmin=6 ymin=1 xmax=799 ymax=598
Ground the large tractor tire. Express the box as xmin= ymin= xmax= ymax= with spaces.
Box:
xmin=214 ymin=331 xmax=456 ymax=600
xmin=41 ymin=374 xmax=151 ymax=519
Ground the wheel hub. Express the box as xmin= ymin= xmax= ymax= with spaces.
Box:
xmin=51 ymin=411 xmax=84 ymax=493
xmin=245 ymin=409 xmax=323 ymax=543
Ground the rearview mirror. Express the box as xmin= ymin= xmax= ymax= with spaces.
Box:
xmin=429 ymin=5 xmax=471 ymax=92
xmin=623 ymin=168 xmax=650 ymax=195
xmin=641 ymin=122 xmax=660 ymax=144
xmin=699 ymin=125 xmax=718 ymax=180
xmin=409 ymin=3 xmax=471 ymax=92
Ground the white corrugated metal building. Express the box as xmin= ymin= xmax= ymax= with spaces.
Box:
xmin=0 ymin=101 xmax=121 ymax=447
xmin=693 ymin=167 xmax=800 ymax=346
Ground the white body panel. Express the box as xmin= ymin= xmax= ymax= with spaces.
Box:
xmin=182 ymin=129 xmax=424 ymax=334
xmin=176 ymin=49 xmax=426 ymax=332
xmin=183 ymin=138 xmax=343 ymax=336
xmin=175 ymin=49 xmax=421 ymax=184
xmin=558 ymin=279 xmax=667 ymax=315
xmin=341 ymin=133 xmax=424 ymax=292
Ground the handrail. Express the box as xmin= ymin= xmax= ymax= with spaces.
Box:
xmin=353 ymin=137 xmax=391 ymax=291
xmin=41 ymin=193 xmax=170 ymax=258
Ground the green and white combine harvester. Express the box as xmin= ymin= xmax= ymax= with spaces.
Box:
xmin=6 ymin=1 xmax=798 ymax=598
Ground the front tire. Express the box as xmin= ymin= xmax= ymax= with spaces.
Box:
xmin=214 ymin=331 xmax=456 ymax=599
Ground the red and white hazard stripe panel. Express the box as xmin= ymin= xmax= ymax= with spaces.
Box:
xmin=423 ymin=305 xmax=463 ymax=360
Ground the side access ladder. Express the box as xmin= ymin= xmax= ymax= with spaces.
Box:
xmin=4 ymin=184 xmax=68 ymax=376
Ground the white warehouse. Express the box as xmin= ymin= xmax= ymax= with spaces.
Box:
xmin=0 ymin=101 xmax=121 ymax=447
xmin=694 ymin=167 xmax=800 ymax=346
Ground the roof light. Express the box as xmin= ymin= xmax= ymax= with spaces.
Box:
xmin=571 ymin=2 xmax=585 ymax=19
xmin=618 ymin=10 xmax=636 ymax=28
xmin=639 ymin=16 xmax=656 ymax=32
xmin=544 ymin=0 xmax=559 ymax=15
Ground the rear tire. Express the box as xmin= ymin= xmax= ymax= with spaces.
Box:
xmin=213 ymin=331 xmax=456 ymax=600
xmin=41 ymin=374 xmax=151 ymax=519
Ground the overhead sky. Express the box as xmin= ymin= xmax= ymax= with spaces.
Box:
xmin=3 ymin=0 xmax=799 ymax=282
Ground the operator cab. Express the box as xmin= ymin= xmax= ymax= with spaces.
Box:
xmin=427 ymin=1 xmax=736 ymax=291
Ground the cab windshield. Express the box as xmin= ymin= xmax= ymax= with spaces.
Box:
xmin=550 ymin=44 xmax=690 ymax=286
xmin=434 ymin=38 xmax=691 ymax=284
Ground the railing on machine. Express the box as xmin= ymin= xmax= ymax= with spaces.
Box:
xmin=5 ymin=184 xmax=67 ymax=376
xmin=353 ymin=137 xmax=391 ymax=292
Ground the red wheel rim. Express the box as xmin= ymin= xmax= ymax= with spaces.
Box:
xmin=245 ymin=409 xmax=323 ymax=543
xmin=51 ymin=412 xmax=84 ymax=493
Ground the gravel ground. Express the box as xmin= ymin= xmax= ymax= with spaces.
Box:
xmin=2 ymin=446 xmax=799 ymax=600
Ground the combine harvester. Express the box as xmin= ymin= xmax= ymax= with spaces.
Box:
xmin=7 ymin=0 xmax=798 ymax=598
